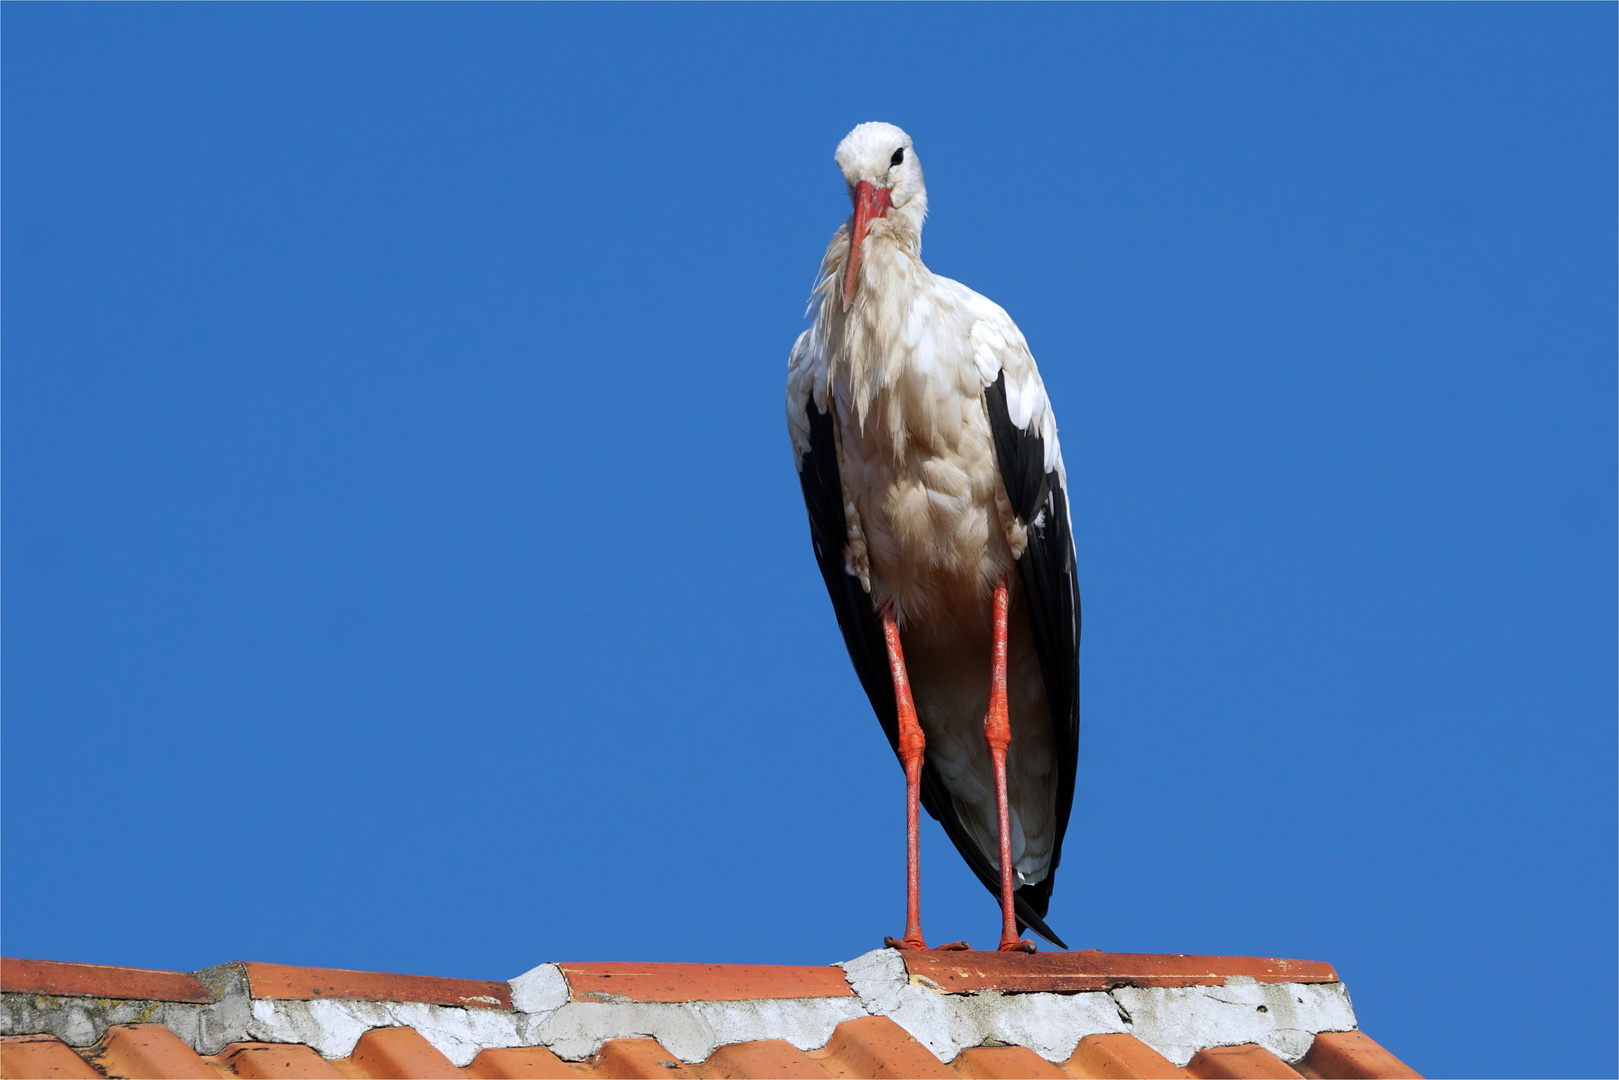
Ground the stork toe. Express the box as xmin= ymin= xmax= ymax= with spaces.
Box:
xmin=884 ymin=937 xmax=970 ymax=951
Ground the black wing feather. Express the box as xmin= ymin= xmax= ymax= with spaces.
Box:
xmin=797 ymin=400 xmax=898 ymax=751
xmin=984 ymin=373 xmax=1081 ymax=941
xmin=797 ymin=395 xmax=1074 ymax=949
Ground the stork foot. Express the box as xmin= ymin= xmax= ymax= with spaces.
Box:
xmin=997 ymin=939 xmax=1038 ymax=953
xmin=884 ymin=936 xmax=971 ymax=951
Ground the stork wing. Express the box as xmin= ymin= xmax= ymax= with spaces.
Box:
xmin=788 ymin=333 xmax=900 ymax=755
xmin=951 ymin=283 xmax=1082 ymax=937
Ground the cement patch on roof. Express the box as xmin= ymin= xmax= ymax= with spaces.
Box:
xmin=0 ymin=962 xmax=255 ymax=1057
xmin=1112 ymin=976 xmax=1357 ymax=1066
xmin=839 ymin=947 xmax=1357 ymax=1067
xmin=534 ymin=997 xmax=869 ymax=1064
xmin=507 ymin=964 xmax=568 ymax=1014
xmin=246 ymin=997 xmax=536 ymax=1066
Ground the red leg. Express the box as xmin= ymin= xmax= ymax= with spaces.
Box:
xmin=879 ymin=608 xmax=969 ymax=953
xmin=986 ymin=580 xmax=1036 ymax=953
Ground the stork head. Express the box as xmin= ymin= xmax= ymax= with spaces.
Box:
xmin=834 ymin=122 xmax=926 ymax=310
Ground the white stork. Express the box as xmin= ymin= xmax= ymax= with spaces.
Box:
xmin=787 ymin=122 xmax=1079 ymax=953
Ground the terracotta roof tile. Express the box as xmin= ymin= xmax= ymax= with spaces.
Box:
xmin=217 ymin=1043 xmax=347 ymax=1079
xmin=240 ymin=962 xmax=511 ymax=1009
xmin=0 ymin=1026 xmax=1421 ymax=1080
xmin=222 ymin=1043 xmax=348 ymax=1080
xmin=952 ymin=1045 xmax=1070 ymax=1078
xmin=2 ymin=959 xmax=214 ymax=1004
xmin=1062 ymin=1032 xmax=1189 ymax=1078
xmin=590 ymin=1037 xmax=700 ymax=1078
xmin=464 ymin=1046 xmax=580 ymax=1079
xmin=346 ymin=1027 xmax=463 ymax=1079
xmin=84 ymin=1024 xmax=223 ymax=1080
xmin=1062 ymin=1036 xmax=1191 ymax=1075
xmin=1185 ymin=1043 xmax=1303 ymax=1079
xmin=0 ymin=1034 xmax=103 ymax=1079
xmin=557 ymin=961 xmax=853 ymax=1003
xmin=1297 ymin=1030 xmax=1421 ymax=1080
xmin=0 ymin=952 xmax=1419 ymax=1080
xmin=899 ymin=951 xmax=1337 ymax=994
xmin=816 ymin=1015 xmax=956 ymax=1079
xmin=700 ymin=1038 xmax=833 ymax=1078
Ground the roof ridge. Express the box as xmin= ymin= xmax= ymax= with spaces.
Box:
xmin=1 ymin=948 xmax=1362 ymax=1070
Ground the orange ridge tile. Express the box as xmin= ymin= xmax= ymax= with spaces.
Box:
xmin=0 ymin=1034 xmax=103 ymax=1079
xmin=1297 ymin=1032 xmax=1422 ymax=1079
xmin=557 ymin=963 xmax=853 ymax=1004
xmin=241 ymin=962 xmax=512 ymax=1010
xmin=1 ymin=957 xmax=215 ymax=1004
xmin=1184 ymin=1044 xmax=1302 ymax=1079
xmin=899 ymin=951 xmax=1338 ymax=995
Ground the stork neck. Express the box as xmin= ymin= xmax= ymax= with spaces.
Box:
xmin=859 ymin=239 xmax=923 ymax=311
xmin=836 ymin=233 xmax=930 ymax=423
xmin=867 ymin=200 xmax=924 ymax=260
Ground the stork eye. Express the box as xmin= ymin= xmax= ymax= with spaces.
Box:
xmin=891 ymin=148 xmax=905 ymax=167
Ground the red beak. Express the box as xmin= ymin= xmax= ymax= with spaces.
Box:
xmin=843 ymin=180 xmax=892 ymax=311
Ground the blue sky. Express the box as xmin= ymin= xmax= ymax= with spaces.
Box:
xmin=3 ymin=6 xmax=1613 ymax=1077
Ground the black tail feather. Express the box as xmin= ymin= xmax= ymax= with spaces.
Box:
xmin=1014 ymin=879 xmax=1066 ymax=949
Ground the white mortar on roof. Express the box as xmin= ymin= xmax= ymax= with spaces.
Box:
xmin=504 ymin=960 xmax=865 ymax=1064
xmin=838 ymin=947 xmax=1358 ymax=1066
xmin=1112 ymin=976 xmax=1357 ymax=1067
xmin=246 ymin=998 xmax=537 ymax=1067
xmin=508 ymin=963 xmax=569 ymax=1014
xmin=842 ymin=947 xmax=1126 ymax=1062
xmin=534 ymin=996 xmax=868 ymax=1063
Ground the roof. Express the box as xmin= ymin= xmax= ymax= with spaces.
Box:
xmin=0 ymin=949 xmax=1422 ymax=1078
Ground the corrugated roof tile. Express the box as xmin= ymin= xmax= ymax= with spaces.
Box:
xmin=217 ymin=1043 xmax=347 ymax=1079
xmin=1062 ymin=1032 xmax=1189 ymax=1078
xmin=700 ymin=1038 xmax=833 ymax=1078
xmin=464 ymin=1046 xmax=579 ymax=1079
xmin=816 ymin=1016 xmax=955 ymax=1079
xmin=85 ymin=1024 xmax=222 ymax=1080
xmin=953 ymin=1045 xmax=1070 ymax=1078
xmin=1184 ymin=1043 xmax=1302 ymax=1079
xmin=0 ymin=1027 xmax=1423 ymax=1080
xmin=346 ymin=1026 xmax=462 ymax=1079
xmin=0 ymin=1034 xmax=104 ymax=1079
xmin=591 ymin=1037 xmax=700 ymax=1078
xmin=1295 ymin=1031 xmax=1421 ymax=1080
